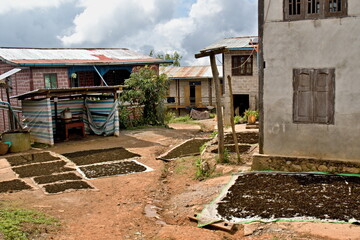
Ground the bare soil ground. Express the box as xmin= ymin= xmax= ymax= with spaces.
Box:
xmin=0 ymin=121 xmax=360 ymax=240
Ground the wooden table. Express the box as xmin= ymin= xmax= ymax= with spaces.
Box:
xmin=63 ymin=121 xmax=85 ymax=141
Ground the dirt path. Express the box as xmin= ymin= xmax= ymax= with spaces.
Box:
xmin=1 ymin=122 xmax=360 ymax=240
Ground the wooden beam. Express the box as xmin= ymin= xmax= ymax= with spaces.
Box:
xmin=227 ymin=75 xmax=243 ymax=164
xmin=210 ymin=54 xmax=225 ymax=163
xmin=195 ymin=47 xmax=228 ymax=59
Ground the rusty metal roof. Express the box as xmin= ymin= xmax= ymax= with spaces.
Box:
xmin=160 ymin=66 xmax=223 ymax=79
xmin=11 ymin=85 xmax=125 ymax=100
xmin=202 ymin=36 xmax=258 ymax=51
xmin=0 ymin=48 xmax=170 ymax=66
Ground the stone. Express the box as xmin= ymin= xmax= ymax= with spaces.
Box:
xmin=318 ymin=165 xmax=328 ymax=173
xmin=291 ymin=164 xmax=303 ymax=172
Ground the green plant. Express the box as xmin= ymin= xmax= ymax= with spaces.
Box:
xmin=199 ymin=143 xmax=207 ymax=153
xmin=164 ymin=111 xmax=175 ymax=124
xmin=121 ymin=66 xmax=170 ymax=126
xmin=210 ymin=130 xmax=218 ymax=138
xmin=234 ymin=115 xmax=241 ymax=124
xmin=243 ymin=109 xmax=259 ymax=120
xmin=195 ymin=158 xmax=209 ymax=180
xmin=209 ymin=113 xmax=216 ymax=118
xmin=221 ymin=148 xmax=230 ymax=164
xmin=0 ymin=207 xmax=58 ymax=240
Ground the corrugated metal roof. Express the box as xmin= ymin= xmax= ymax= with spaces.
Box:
xmin=160 ymin=66 xmax=223 ymax=79
xmin=202 ymin=36 xmax=258 ymax=51
xmin=0 ymin=48 xmax=169 ymax=66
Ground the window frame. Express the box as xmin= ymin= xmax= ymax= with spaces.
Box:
xmin=231 ymin=55 xmax=253 ymax=76
xmin=284 ymin=0 xmax=347 ymax=21
xmin=293 ymin=68 xmax=335 ymax=125
xmin=44 ymin=73 xmax=58 ymax=89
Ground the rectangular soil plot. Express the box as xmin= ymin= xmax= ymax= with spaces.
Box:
xmin=12 ymin=160 xmax=74 ymax=178
xmin=33 ymin=172 xmax=83 ymax=185
xmin=157 ymin=138 xmax=210 ymax=160
xmin=0 ymin=179 xmax=32 ymax=193
xmin=199 ymin=172 xmax=360 ymax=226
xmin=63 ymin=147 xmax=140 ymax=166
xmin=6 ymin=152 xmax=60 ymax=166
xmin=43 ymin=180 xmax=93 ymax=194
xmin=79 ymin=160 xmax=149 ymax=179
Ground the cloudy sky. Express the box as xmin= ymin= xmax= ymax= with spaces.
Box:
xmin=0 ymin=0 xmax=258 ymax=65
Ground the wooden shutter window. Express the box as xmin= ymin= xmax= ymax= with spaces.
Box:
xmin=293 ymin=69 xmax=313 ymax=123
xmin=293 ymin=68 xmax=335 ymax=124
xmin=195 ymin=85 xmax=202 ymax=106
xmin=313 ymin=69 xmax=335 ymax=124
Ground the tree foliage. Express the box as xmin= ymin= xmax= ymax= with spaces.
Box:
xmin=150 ymin=50 xmax=182 ymax=66
xmin=121 ymin=66 xmax=170 ymax=126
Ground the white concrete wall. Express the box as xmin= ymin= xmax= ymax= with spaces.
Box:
xmin=263 ymin=0 xmax=360 ymax=161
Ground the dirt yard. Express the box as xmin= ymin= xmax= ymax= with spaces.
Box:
xmin=1 ymin=121 xmax=360 ymax=240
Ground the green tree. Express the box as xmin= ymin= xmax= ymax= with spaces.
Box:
xmin=149 ymin=50 xmax=182 ymax=66
xmin=121 ymin=66 xmax=170 ymax=125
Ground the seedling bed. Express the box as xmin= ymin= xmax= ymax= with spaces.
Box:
xmin=33 ymin=172 xmax=83 ymax=185
xmin=0 ymin=179 xmax=32 ymax=193
xmin=215 ymin=172 xmax=360 ymax=223
xmin=12 ymin=160 xmax=74 ymax=178
xmin=224 ymin=132 xmax=258 ymax=144
xmin=63 ymin=147 xmax=140 ymax=166
xmin=43 ymin=180 xmax=93 ymax=194
xmin=211 ymin=144 xmax=251 ymax=154
xmin=159 ymin=138 xmax=210 ymax=160
xmin=79 ymin=161 xmax=148 ymax=179
xmin=6 ymin=152 xmax=59 ymax=166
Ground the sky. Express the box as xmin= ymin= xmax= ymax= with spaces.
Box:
xmin=0 ymin=0 xmax=258 ymax=65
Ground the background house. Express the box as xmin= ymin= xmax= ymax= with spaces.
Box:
xmin=200 ymin=36 xmax=258 ymax=125
xmin=255 ymin=0 xmax=360 ymax=172
xmin=160 ymin=65 xmax=222 ymax=115
xmin=0 ymin=47 xmax=169 ymax=132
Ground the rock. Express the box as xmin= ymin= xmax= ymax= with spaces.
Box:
xmin=243 ymin=223 xmax=261 ymax=236
xmin=291 ymin=164 xmax=303 ymax=172
xmin=318 ymin=165 xmax=328 ymax=173
xmin=343 ymin=167 xmax=360 ymax=174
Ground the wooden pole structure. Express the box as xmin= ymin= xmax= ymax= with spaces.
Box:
xmin=5 ymin=77 xmax=15 ymax=130
xmin=227 ymin=75 xmax=242 ymax=164
xmin=210 ymin=54 xmax=225 ymax=162
xmin=258 ymin=0 xmax=265 ymax=154
xmin=195 ymin=47 xmax=228 ymax=163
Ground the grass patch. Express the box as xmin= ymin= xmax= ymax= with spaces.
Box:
xmin=0 ymin=204 xmax=59 ymax=240
xmin=168 ymin=115 xmax=195 ymax=124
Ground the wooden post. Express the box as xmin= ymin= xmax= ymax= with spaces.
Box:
xmin=5 ymin=77 xmax=14 ymax=130
xmin=210 ymin=54 xmax=225 ymax=162
xmin=227 ymin=75 xmax=242 ymax=164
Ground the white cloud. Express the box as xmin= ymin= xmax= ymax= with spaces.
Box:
xmin=0 ymin=0 xmax=74 ymax=14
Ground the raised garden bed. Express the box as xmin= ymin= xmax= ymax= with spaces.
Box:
xmin=33 ymin=172 xmax=83 ymax=185
xmin=6 ymin=152 xmax=59 ymax=166
xmin=224 ymin=132 xmax=258 ymax=144
xmin=0 ymin=179 xmax=32 ymax=193
xmin=158 ymin=138 xmax=210 ymax=160
xmin=211 ymin=144 xmax=251 ymax=154
xmin=200 ymin=172 xmax=360 ymax=225
xmin=79 ymin=160 xmax=149 ymax=179
xmin=63 ymin=147 xmax=140 ymax=166
xmin=43 ymin=180 xmax=93 ymax=194
xmin=12 ymin=160 xmax=74 ymax=178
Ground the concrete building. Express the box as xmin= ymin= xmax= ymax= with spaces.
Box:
xmin=200 ymin=36 xmax=259 ymax=125
xmin=255 ymin=0 xmax=360 ymax=173
xmin=160 ymin=65 xmax=222 ymax=115
xmin=0 ymin=47 xmax=168 ymax=132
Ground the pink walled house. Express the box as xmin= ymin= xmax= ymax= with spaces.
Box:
xmin=0 ymin=48 xmax=169 ymax=132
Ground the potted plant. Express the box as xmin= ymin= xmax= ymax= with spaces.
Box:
xmin=244 ymin=109 xmax=259 ymax=124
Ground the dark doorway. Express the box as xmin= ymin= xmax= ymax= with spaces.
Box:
xmin=103 ymin=70 xmax=131 ymax=86
xmin=190 ymin=85 xmax=196 ymax=105
xmin=233 ymin=94 xmax=249 ymax=116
